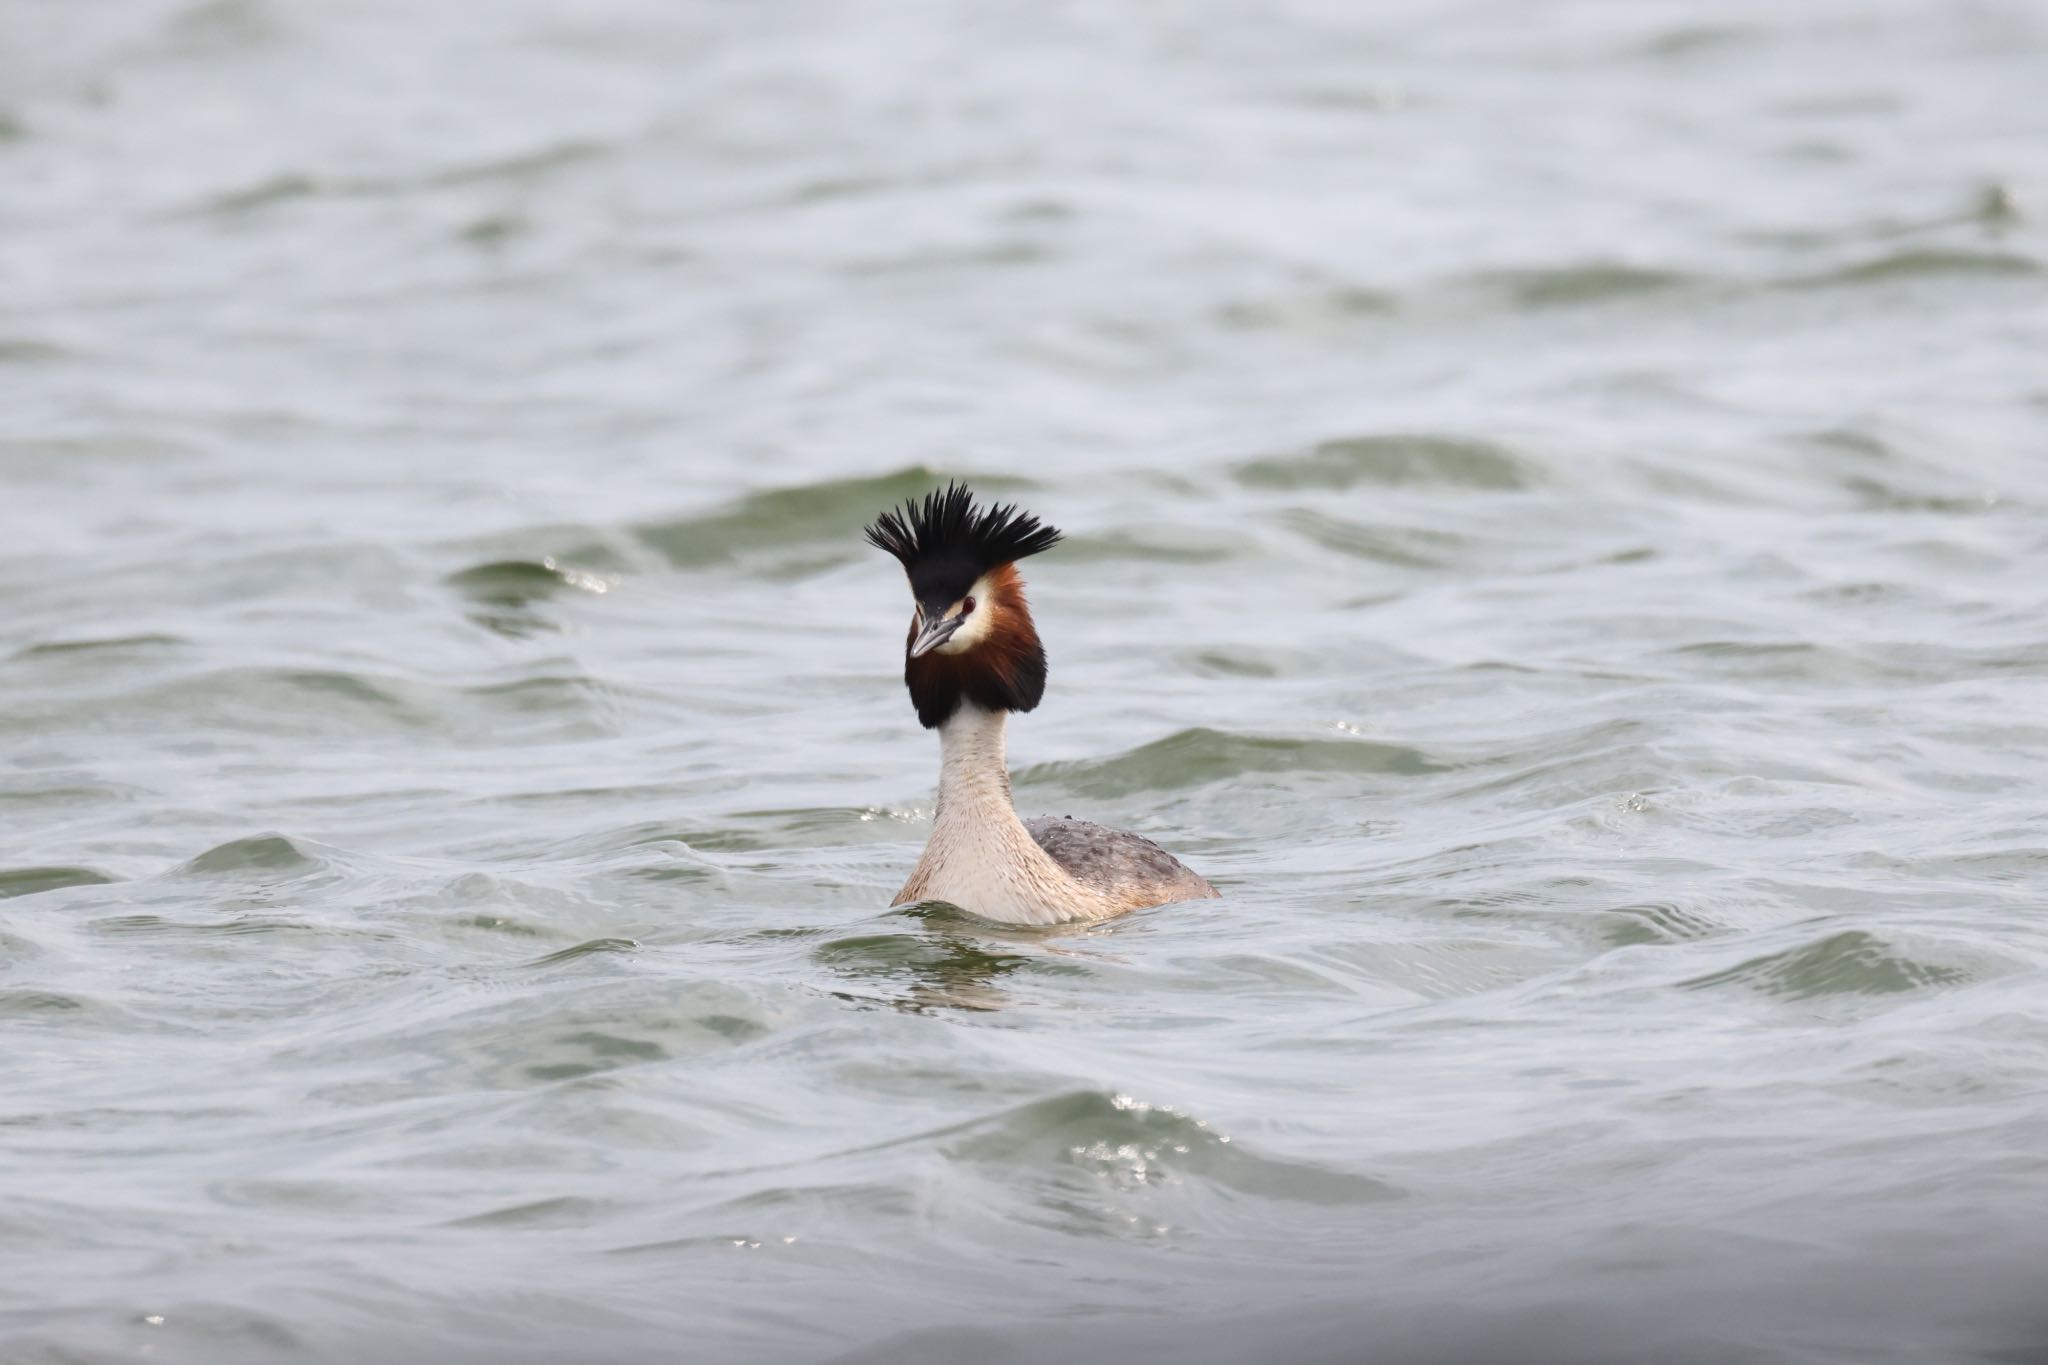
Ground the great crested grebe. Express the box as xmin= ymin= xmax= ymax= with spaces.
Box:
xmin=865 ymin=483 xmax=1219 ymax=925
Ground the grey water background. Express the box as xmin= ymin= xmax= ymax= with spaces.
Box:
xmin=5 ymin=0 xmax=2048 ymax=1361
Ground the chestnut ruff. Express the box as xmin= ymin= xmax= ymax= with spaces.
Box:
xmin=902 ymin=563 xmax=1047 ymax=729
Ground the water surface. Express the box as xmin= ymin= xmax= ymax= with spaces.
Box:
xmin=5 ymin=1 xmax=2048 ymax=1361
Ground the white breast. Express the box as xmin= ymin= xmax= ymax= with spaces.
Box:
xmin=893 ymin=705 xmax=1120 ymax=925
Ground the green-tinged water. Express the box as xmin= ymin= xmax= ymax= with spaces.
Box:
xmin=4 ymin=2 xmax=2048 ymax=1362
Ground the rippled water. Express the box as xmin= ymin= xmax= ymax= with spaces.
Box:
xmin=6 ymin=1 xmax=2048 ymax=1362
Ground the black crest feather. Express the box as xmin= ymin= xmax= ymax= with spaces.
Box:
xmin=863 ymin=483 xmax=1063 ymax=576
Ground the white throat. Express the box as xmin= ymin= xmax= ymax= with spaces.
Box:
xmin=934 ymin=703 xmax=1014 ymax=820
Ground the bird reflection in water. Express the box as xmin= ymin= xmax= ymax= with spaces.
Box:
xmin=813 ymin=903 xmax=1108 ymax=1013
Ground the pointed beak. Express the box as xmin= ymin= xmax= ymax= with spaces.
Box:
xmin=909 ymin=613 xmax=962 ymax=659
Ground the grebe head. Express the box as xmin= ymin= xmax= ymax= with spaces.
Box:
xmin=864 ymin=483 xmax=1063 ymax=729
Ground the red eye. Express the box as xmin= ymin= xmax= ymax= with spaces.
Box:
xmin=961 ymin=596 xmax=976 ymax=615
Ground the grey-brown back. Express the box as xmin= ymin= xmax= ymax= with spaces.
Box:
xmin=1024 ymin=815 xmax=1220 ymax=910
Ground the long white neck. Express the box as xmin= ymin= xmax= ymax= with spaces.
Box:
xmin=932 ymin=703 xmax=1018 ymax=830
xmin=894 ymin=704 xmax=1112 ymax=925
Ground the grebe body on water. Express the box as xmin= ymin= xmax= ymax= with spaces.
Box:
xmin=865 ymin=484 xmax=1219 ymax=926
